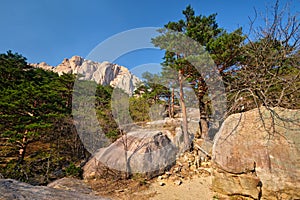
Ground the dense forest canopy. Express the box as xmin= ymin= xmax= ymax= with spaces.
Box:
xmin=0 ymin=51 xmax=119 ymax=184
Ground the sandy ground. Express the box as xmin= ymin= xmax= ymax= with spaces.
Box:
xmin=144 ymin=175 xmax=214 ymax=200
xmin=88 ymin=174 xmax=216 ymax=200
xmin=88 ymin=167 xmax=216 ymax=200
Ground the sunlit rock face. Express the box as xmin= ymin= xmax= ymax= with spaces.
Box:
xmin=212 ymin=106 xmax=300 ymax=200
xmin=83 ymin=129 xmax=177 ymax=179
xmin=31 ymin=56 xmax=140 ymax=95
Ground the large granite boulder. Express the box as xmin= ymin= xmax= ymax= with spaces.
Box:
xmin=83 ymin=129 xmax=177 ymax=179
xmin=0 ymin=179 xmax=109 ymax=200
xmin=212 ymin=106 xmax=300 ymax=199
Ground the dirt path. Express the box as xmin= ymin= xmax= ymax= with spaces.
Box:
xmin=142 ymin=175 xmax=214 ymax=200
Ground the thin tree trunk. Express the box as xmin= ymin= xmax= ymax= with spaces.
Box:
xmin=200 ymin=116 xmax=209 ymax=139
xmin=17 ymin=130 xmax=28 ymax=165
xmin=178 ymin=69 xmax=190 ymax=151
xmin=171 ymin=88 xmax=175 ymax=118
xmin=168 ymin=95 xmax=172 ymax=118
xmin=121 ymin=130 xmax=130 ymax=179
xmin=198 ymin=97 xmax=209 ymax=139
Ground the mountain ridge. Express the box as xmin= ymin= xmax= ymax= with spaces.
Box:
xmin=30 ymin=56 xmax=140 ymax=95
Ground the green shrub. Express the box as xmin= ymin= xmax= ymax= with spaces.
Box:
xmin=65 ymin=162 xmax=82 ymax=177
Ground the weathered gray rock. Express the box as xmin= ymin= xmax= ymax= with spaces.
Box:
xmin=47 ymin=177 xmax=93 ymax=195
xmin=0 ymin=179 xmax=109 ymax=200
xmin=145 ymin=117 xmax=200 ymax=144
xmin=83 ymin=129 xmax=177 ymax=179
xmin=172 ymin=126 xmax=185 ymax=149
xmin=146 ymin=119 xmax=166 ymax=127
xmin=188 ymin=120 xmax=200 ymax=137
xmin=186 ymin=108 xmax=200 ymax=121
xmin=31 ymin=56 xmax=140 ymax=95
xmin=212 ymin=106 xmax=300 ymax=199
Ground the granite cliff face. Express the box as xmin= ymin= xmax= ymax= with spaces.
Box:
xmin=31 ymin=56 xmax=140 ymax=95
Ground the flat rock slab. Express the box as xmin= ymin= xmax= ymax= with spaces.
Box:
xmin=0 ymin=179 xmax=110 ymax=200
xmin=47 ymin=177 xmax=93 ymax=195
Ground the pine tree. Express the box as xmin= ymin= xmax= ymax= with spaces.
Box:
xmin=152 ymin=5 xmax=245 ymax=140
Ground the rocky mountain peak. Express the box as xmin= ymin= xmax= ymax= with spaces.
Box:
xmin=31 ymin=56 xmax=140 ymax=95
xmin=30 ymin=61 xmax=53 ymax=71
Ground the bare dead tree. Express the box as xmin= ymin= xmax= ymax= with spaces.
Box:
xmin=120 ymin=129 xmax=130 ymax=180
xmin=227 ymin=0 xmax=300 ymax=116
xmin=223 ymin=0 xmax=300 ymax=139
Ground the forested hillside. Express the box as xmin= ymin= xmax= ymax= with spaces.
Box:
xmin=0 ymin=51 xmax=119 ymax=185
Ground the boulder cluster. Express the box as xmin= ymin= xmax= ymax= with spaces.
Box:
xmin=1 ymin=102 xmax=299 ymax=200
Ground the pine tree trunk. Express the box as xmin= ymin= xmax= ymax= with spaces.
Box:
xmin=171 ymin=88 xmax=175 ymax=118
xmin=17 ymin=130 xmax=28 ymax=165
xmin=168 ymin=97 xmax=172 ymax=118
xmin=178 ymin=69 xmax=190 ymax=151
xmin=198 ymin=97 xmax=209 ymax=139
xmin=200 ymin=116 xmax=209 ymax=139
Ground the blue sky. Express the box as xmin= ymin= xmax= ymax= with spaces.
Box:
xmin=0 ymin=0 xmax=299 ymax=73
